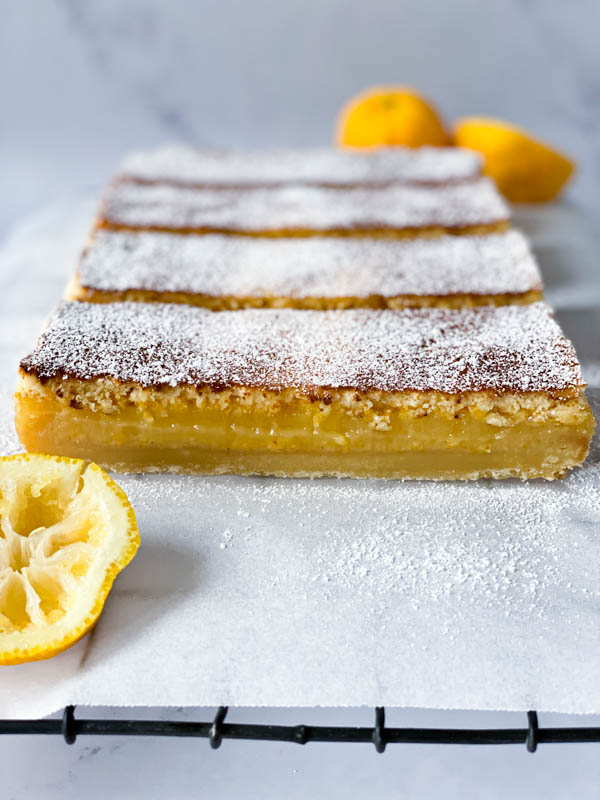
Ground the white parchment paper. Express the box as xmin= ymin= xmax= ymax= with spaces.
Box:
xmin=0 ymin=198 xmax=598 ymax=718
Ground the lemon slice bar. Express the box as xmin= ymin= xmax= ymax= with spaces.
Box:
xmin=68 ymin=229 xmax=542 ymax=309
xmin=98 ymin=178 xmax=509 ymax=237
xmin=16 ymin=301 xmax=594 ymax=480
xmin=119 ymin=145 xmax=483 ymax=188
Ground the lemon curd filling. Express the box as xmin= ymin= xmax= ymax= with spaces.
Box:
xmin=15 ymin=378 xmax=594 ymax=480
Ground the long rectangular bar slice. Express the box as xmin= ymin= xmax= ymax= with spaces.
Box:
xmin=16 ymin=302 xmax=594 ymax=480
xmin=68 ymin=229 xmax=543 ymax=309
xmin=98 ymin=178 xmax=510 ymax=237
xmin=119 ymin=145 xmax=483 ymax=188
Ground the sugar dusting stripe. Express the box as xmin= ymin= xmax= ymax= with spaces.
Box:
xmin=21 ymin=301 xmax=583 ymax=394
xmin=78 ymin=229 xmax=542 ymax=298
xmin=100 ymin=179 xmax=509 ymax=233
xmin=119 ymin=145 xmax=483 ymax=186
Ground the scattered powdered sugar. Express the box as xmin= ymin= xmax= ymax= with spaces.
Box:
xmin=21 ymin=300 xmax=583 ymax=394
xmin=119 ymin=145 xmax=483 ymax=187
xmin=101 ymin=178 xmax=509 ymax=233
xmin=79 ymin=229 xmax=542 ymax=299
xmin=245 ymin=479 xmax=590 ymax=615
xmin=219 ymin=529 xmax=233 ymax=550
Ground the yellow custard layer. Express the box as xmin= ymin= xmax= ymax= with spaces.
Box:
xmin=15 ymin=376 xmax=595 ymax=480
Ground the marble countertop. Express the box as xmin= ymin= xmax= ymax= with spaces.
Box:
xmin=3 ymin=0 xmax=600 ymax=239
xmin=5 ymin=706 xmax=600 ymax=800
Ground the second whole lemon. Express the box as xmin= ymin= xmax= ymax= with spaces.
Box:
xmin=336 ymin=87 xmax=448 ymax=149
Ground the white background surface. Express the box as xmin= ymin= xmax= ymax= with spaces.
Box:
xmin=2 ymin=1 xmax=600 ymax=797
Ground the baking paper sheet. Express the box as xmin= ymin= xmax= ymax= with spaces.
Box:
xmin=0 ymin=199 xmax=599 ymax=718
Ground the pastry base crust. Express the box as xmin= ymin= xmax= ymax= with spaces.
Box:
xmin=97 ymin=221 xmax=510 ymax=238
xmin=66 ymin=278 xmax=542 ymax=310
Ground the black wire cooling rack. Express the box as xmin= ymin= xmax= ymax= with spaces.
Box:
xmin=2 ymin=707 xmax=600 ymax=752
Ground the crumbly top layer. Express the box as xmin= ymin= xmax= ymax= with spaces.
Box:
xmin=79 ymin=229 xmax=541 ymax=298
xmin=118 ymin=145 xmax=483 ymax=187
xmin=21 ymin=301 xmax=583 ymax=395
xmin=100 ymin=178 xmax=509 ymax=232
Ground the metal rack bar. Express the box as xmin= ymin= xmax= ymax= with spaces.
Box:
xmin=1 ymin=707 xmax=600 ymax=751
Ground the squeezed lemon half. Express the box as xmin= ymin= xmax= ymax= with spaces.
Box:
xmin=453 ymin=116 xmax=575 ymax=202
xmin=0 ymin=454 xmax=139 ymax=665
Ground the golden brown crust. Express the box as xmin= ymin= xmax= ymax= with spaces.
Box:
xmin=67 ymin=280 xmax=543 ymax=310
xmin=96 ymin=220 xmax=510 ymax=238
xmin=18 ymin=370 xmax=586 ymax=415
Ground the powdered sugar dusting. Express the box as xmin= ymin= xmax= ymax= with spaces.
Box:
xmin=101 ymin=178 xmax=509 ymax=233
xmin=79 ymin=229 xmax=542 ymax=299
xmin=21 ymin=301 xmax=582 ymax=394
xmin=119 ymin=145 xmax=483 ymax=187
